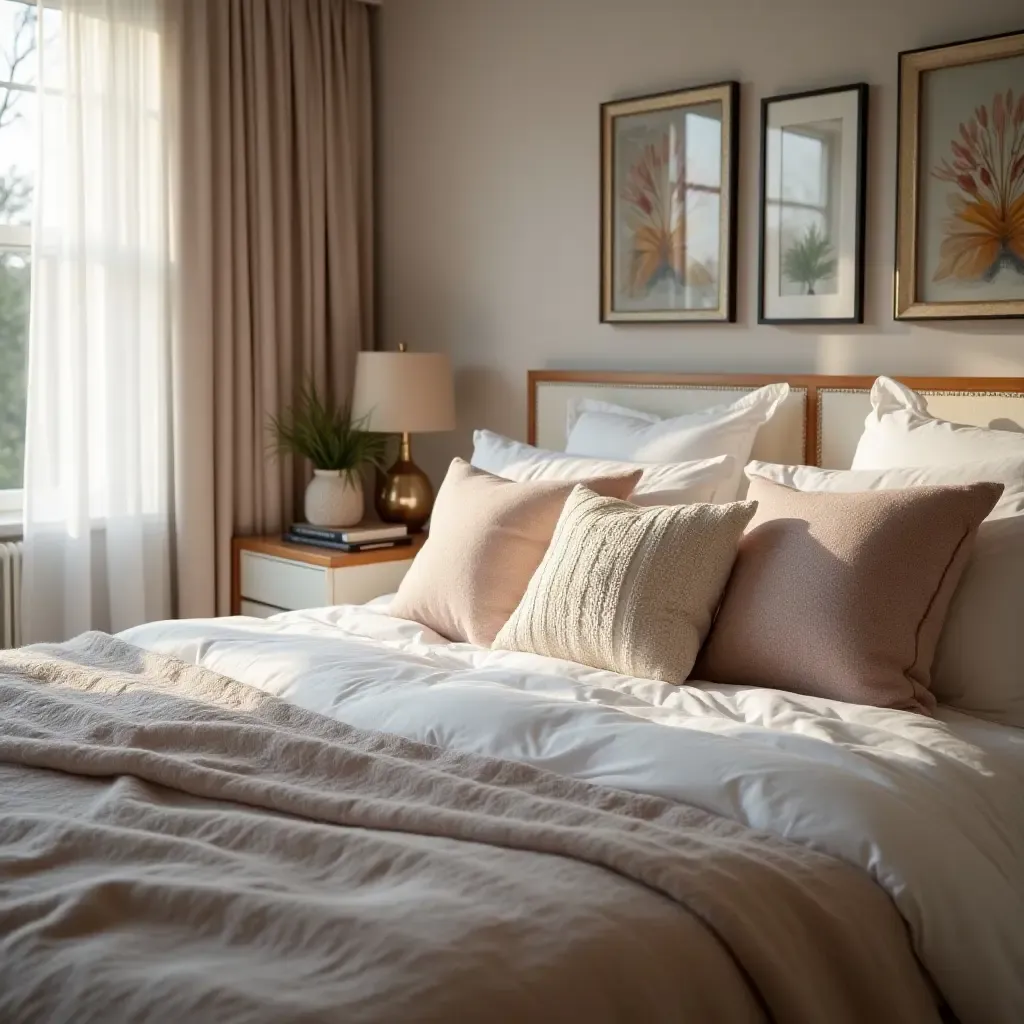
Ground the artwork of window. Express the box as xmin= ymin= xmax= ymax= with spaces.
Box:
xmin=601 ymin=82 xmax=738 ymax=323
xmin=758 ymin=85 xmax=867 ymax=324
xmin=776 ymin=121 xmax=839 ymax=296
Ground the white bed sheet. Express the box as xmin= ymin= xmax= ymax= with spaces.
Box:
xmin=122 ymin=601 xmax=1024 ymax=1024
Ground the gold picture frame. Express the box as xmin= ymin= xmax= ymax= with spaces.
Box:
xmin=600 ymin=82 xmax=738 ymax=323
xmin=896 ymin=29 xmax=1024 ymax=320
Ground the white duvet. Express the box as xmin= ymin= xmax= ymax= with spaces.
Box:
xmin=122 ymin=601 xmax=1024 ymax=1024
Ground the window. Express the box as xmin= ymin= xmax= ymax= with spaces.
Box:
xmin=0 ymin=0 xmax=39 ymax=513
xmin=681 ymin=110 xmax=723 ymax=292
xmin=766 ymin=119 xmax=842 ymax=298
xmin=777 ymin=125 xmax=833 ymax=240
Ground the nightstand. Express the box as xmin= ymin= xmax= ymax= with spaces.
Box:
xmin=231 ymin=533 xmax=427 ymax=617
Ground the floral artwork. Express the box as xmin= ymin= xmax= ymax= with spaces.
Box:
xmin=897 ymin=31 xmax=1024 ymax=318
xmin=619 ymin=134 xmax=713 ymax=297
xmin=932 ymin=89 xmax=1024 ymax=283
xmin=600 ymin=82 xmax=736 ymax=322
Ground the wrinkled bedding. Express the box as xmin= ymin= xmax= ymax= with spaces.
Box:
xmin=0 ymin=633 xmax=940 ymax=1024
xmin=122 ymin=599 xmax=1024 ymax=1024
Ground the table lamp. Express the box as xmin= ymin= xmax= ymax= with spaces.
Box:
xmin=351 ymin=344 xmax=456 ymax=531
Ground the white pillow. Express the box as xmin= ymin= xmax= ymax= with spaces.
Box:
xmin=471 ymin=430 xmax=734 ymax=506
xmin=564 ymin=383 xmax=789 ymax=502
xmin=747 ymin=458 xmax=1024 ymax=728
xmin=853 ymin=376 xmax=1024 ymax=469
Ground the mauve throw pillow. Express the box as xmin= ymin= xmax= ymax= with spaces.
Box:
xmin=693 ymin=476 xmax=1003 ymax=713
xmin=389 ymin=459 xmax=641 ymax=646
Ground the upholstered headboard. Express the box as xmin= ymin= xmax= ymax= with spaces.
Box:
xmin=528 ymin=371 xmax=1024 ymax=469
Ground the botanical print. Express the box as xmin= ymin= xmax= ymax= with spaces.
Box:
xmin=759 ymin=85 xmax=863 ymax=324
xmin=619 ymin=132 xmax=714 ymax=299
xmin=782 ymin=223 xmax=836 ymax=295
xmin=931 ymin=87 xmax=1024 ymax=284
xmin=612 ymin=103 xmax=722 ymax=313
xmin=916 ymin=50 xmax=1024 ymax=305
xmin=775 ymin=118 xmax=842 ymax=297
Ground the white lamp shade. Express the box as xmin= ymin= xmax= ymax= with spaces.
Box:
xmin=351 ymin=349 xmax=456 ymax=433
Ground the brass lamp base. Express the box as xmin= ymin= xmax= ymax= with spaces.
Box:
xmin=375 ymin=433 xmax=434 ymax=533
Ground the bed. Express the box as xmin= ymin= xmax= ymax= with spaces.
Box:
xmin=3 ymin=371 xmax=1023 ymax=1024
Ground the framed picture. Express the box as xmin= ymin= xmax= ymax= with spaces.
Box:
xmin=896 ymin=30 xmax=1024 ymax=320
xmin=600 ymin=81 xmax=738 ymax=323
xmin=758 ymin=84 xmax=868 ymax=324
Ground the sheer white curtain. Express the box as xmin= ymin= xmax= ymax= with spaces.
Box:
xmin=22 ymin=0 xmax=173 ymax=642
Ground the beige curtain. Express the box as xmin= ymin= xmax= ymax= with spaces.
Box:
xmin=166 ymin=0 xmax=374 ymax=617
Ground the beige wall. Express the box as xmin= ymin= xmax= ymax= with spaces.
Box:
xmin=377 ymin=0 xmax=1024 ymax=483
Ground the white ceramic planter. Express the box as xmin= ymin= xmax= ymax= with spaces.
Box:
xmin=304 ymin=470 xmax=364 ymax=527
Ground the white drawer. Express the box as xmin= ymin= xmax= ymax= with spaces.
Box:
xmin=239 ymin=551 xmax=329 ymax=610
xmin=239 ymin=598 xmax=285 ymax=619
xmin=329 ymin=559 xmax=415 ymax=605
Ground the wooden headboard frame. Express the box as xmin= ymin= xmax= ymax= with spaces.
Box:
xmin=528 ymin=370 xmax=1024 ymax=467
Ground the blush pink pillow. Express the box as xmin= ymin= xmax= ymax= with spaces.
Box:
xmin=389 ymin=459 xmax=641 ymax=646
xmin=694 ymin=476 xmax=1002 ymax=713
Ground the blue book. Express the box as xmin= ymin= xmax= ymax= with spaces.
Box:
xmin=282 ymin=531 xmax=412 ymax=554
xmin=289 ymin=522 xmax=408 ymax=544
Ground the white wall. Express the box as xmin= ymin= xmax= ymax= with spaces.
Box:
xmin=377 ymin=0 xmax=1024 ymax=482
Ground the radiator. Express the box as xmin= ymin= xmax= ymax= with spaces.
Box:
xmin=0 ymin=541 xmax=22 ymax=650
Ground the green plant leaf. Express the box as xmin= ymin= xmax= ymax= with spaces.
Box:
xmin=782 ymin=223 xmax=836 ymax=293
xmin=267 ymin=380 xmax=391 ymax=475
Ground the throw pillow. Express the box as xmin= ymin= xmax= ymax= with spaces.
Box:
xmin=388 ymin=460 xmax=641 ymax=646
xmin=493 ymin=485 xmax=756 ymax=684
xmin=694 ymin=476 xmax=1003 ymax=714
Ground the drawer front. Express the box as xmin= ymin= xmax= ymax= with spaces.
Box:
xmin=239 ymin=551 xmax=329 ymax=610
xmin=330 ymin=559 xmax=415 ymax=605
xmin=239 ymin=598 xmax=285 ymax=619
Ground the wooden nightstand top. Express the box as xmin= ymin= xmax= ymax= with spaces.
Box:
xmin=232 ymin=532 xmax=428 ymax=570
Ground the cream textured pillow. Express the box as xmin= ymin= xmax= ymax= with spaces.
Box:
xmin=389 ymin=460 xmax=641 ymax=647
xmin=694 ymin=477 xmax=1003 ymax=714
xmin=492 ymin=486 xmax=757 ymax=684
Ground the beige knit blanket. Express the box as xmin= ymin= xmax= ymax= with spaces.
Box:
xmin=0 ymin=632 xmax=938 ymax=1024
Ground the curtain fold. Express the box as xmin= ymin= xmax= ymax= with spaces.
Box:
xmin=23 ymin=0 xmax=374 ymax=639
xmin=22 ymin=0 xmax=175 ymax=643
xmin=168 ymin=0 xmax=374 ymax=618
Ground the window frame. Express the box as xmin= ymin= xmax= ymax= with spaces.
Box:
xmin=0 ymin=229 xmax=29 ymax=514
xmin=0 ymin=225 xmax=30 ymax=245
xmin=765 ymin=125 xmax=835 ymax=261
xmin=0 ymin=55 xmax=38 ymax=250
xmin=659 ymin=110 xmax=724 ymax=291
xmin=0 ymin=488 xmax=22 ymax=513
xmin=1 ymin=11 xmax=39 ymax=514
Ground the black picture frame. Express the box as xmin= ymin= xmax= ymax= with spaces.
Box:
xmin=757 ymin=83 xmax=868 ymax=325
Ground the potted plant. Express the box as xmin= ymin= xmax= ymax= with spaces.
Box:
xmin=269 ymin=381 xmax=389 ymax=527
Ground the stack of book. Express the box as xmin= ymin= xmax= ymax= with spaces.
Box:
xmin=282 ymin=522 xmax=412 ymax=553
